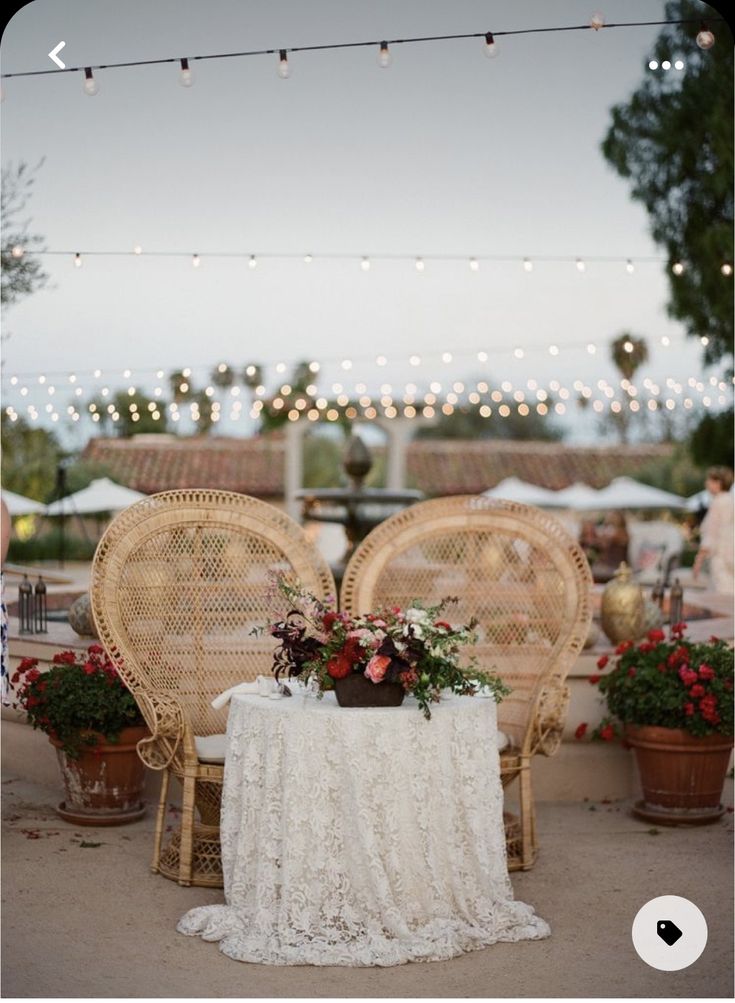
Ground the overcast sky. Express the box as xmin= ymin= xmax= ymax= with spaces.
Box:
xmin=0 ymin=0 xmax=730 ymax=446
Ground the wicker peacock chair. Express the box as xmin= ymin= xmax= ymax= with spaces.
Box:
xmin=90 ymin=489 xmax=336 ymax=887
xmin=341 ymin=495 xmax=592 ymax=870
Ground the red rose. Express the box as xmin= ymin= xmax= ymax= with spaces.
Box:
xmin=596 ymin=655 xmax=609 ymax=670
xmin=599 ymin=723 xmax=616 ymax=742
xmin=434 ymin=620 xmax=452 ymax=631
xmin=83 ymin=661 xmax=97 ymax=676
xmin=689 ymin=684 xmax=705 ymax=698
xmin=321 ymin=612 xmax=339 ymax=631
xmin=52 ymin=651 xmax=77 ymax=665
xmin=647 ymin=628 xmax=665 ymax=643
xmin=637 ymin=642 xmax=654 ymax=653
xmin=615 ymin=640 xmax=634 ymax=655
xmin=670 ymin=622 xmax=687 ymax=638
xmin=683 ymin=702 xmax=695 ymax=716
xmin=698 ymin=664 xmax=715 ymax=680
xmin=574 ymin=723 xmax=588 ymax=740
xmin=326 ymin=654 xmax=352 ymax=679
xmin=588 ymin=675 xmax=601 ymax=685
xmin=18 ymin=657 xmax=39 ymax=672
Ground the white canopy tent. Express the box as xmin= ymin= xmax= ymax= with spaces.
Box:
xmin=550 ymin=482 xmax=605 ymax=510
xmin=685 ymin=489 xmax=711 ymax=513
xmin=2 ymin=489 xmax=47 ymax=516
xmin=45 ymin=478 xmax=146 ymax=515
xmin=483 ymin=477 xmax=561 ymax=507
xmin=590 ymin=476 xmax=686 ymax=510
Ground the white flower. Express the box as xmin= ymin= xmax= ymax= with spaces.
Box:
xmin=405 ymin=608 xmax=429 ymax=624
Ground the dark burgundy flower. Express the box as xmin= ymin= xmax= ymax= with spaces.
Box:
xmin=596 ymin=655 xmax=609 ymax=669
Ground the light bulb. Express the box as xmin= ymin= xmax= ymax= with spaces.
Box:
xmin=648 ymin=59 xmax=659 ymax=70
xmin=179 ymin=57 xmax=194 ymax=87
xmin=523 ymin=257 xmax=533 ymax=272
xmin=483 ymin=32 xmax=497 ymax=58
xmin=415 ymin=257 xmax=425 ymax=272
xmin=83 ymin=67 xmax=98 ymax=96
xmin=626 ymin=259 xmax=635 ymax=273
xmin=10 ymin=245 xmax=24 ymax=259
xmin=304 ymin=253 xmax=312 ymax=263
xmin=277 ymin=50 xmax=290 ymax=78
xmin=674 ymin=59 xmax=685 ymax=70
xmin=590 ymin=12 xmax=605 ymax=30
xmin=623 ymin=340 xmax=634 ymax=353
xmin=248 ymin=255 xmax=258 ymax=269
xmin=133 ymin=244 xmax=142 ymax=255
xmin=696 ymin=25 xmax=715 ymax=50
xmin=74 ymin=253 xmax=82 ymax=268
xmin=377 ymin=41 xmax=392 ymax=68
xmin=721 ymin=263 xmax=732 ymax=276
xmin=192 ymin=254 xmax=201 ymax=268
xmin=469 ymin=258 xmax=479 ymax=271
xmin=361 ymin=256 xmax=371 ymax=271
xmin=661 ymin=59 xmax=671 ymax=70
xmin=576 ymin=258 xmax=586 ymax=272
xmin=672 ymin=261 xmax=684 ymax=275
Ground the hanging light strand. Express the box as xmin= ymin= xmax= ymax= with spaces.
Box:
xmin=0 ymin=17 xmax=722 ymax=81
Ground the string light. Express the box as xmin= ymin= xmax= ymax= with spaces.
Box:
xmin=625 ymin=259 xmax=635 ymax=273
xmin=696 ymin=23 xmax=715 ymax=49
xmin=248 ymin=254 xmax=258 ymax=269
xmin=83 ymin=67 xmax=98 ymax=96
xmin=523 ymin=258 xmax=533 ymax=272
xmin=648 ymin=59 xmax=659 ymax=69
xmin=10 ymin=245 xmax=23 ymax=259
xmin=483 ymin=32 xmax=498 ymax=58
xmin=415 ymin=257 xmax=425 ymax=272
xmin=590 ymin=12 xmax=605 ymax=30
xmin=469 ymin=258 xmax=479 ymax=272
xmin=277 ymin=50 xmax=290 ymax=78
xmin=672 ymin=261 xmax=685 ymax=275
xmin=74 ymin=253 xmax=82 ymax=268
xmin=576 ymin=258 xmax=586 ymax=273
xmin=721 ymin=263 xmax=733 ymax=276
xmin=192 ymin=254 xmax=201 ymax=268
xmin=377 ymin=41 xmax=392 ymax=68
xmin=361 ymin=257 xmax=371 ymax=272
xmin=179 ymin=58 xmax=194 ymax=86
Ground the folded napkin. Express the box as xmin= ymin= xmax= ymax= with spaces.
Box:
xmin=211 ymin=681 xmax=259 ymax=711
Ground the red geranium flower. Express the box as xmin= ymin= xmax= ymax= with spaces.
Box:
xmin=574 ymin=722 xmax=588 ymax=740
xmin=647 ymin=628 xmax=665 ymax=643
xmin=689 ymin=684 xmax=705 ymax=699
xmin=698 ymin=664 xmax=715 ymax=680
xmin=596 ymin=655 xmax=609 ymax=670
xmin=683 ymin=702 xmax=695 ymax=716
xmin=627 ymin=667 xmax=637 ymax=677
xmin=599 ymin=723 xmax=616 ymax=741
xmin=588 ymin=675 xmax=601 ymax=685
xmin=615 ymin=640 xmax=634 ymax=655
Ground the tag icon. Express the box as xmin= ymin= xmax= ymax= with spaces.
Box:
xmin=656 ymin=919 xmax=683 ymax=946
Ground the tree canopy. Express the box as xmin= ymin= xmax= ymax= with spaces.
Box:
xmin=602 ymin=1 xmax=733 ymax=365
xmin=1 ymin=161 xmax=48 ymax=308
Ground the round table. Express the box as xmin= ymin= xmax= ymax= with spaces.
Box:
xmin=178 ymin=689 xmax=549 ymax=966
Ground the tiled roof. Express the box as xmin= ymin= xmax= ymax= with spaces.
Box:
xmin=406 ymin=440 xmax=673 ymax=496
xmin=82 ymin=435 xmax=285 ymax=497
xmin=82 ymin=434 xmax=672 ymax=499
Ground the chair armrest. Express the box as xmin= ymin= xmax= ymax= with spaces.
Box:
xmin=531 ymin=679 xmax=570 ymax=757
xmin=135 ymin=691 xmax=190 ymax=770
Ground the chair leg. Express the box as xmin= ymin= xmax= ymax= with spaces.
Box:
xmin=178 ymin=770 xmax=197 ymax=886
xmin=519 ymin=758 xmax=537 ymax=870
xmin=151 ymin=769 xmax=170 ymax=874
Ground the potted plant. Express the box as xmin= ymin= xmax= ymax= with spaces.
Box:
xmin=577 ymin=623 xmax=733 ymax=824
xmin=11 ymin=645 xmax=149 ymax=825
xmin=268 ymin=577 xmax=508 ymax=718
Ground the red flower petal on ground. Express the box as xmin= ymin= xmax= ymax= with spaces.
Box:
xmin=574 ymin=723 xmax=588 ymax=740
xmin=596 ymin=655 xmax=609 ymax=669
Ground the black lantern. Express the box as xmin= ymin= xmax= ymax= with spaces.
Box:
xmin=669 ymin=577 xmax=684 ymax=628
xmin=34 ymin=576 xmax=48 ymax=634
xmin=18 ymin=575 xmax=35 ymax=634
xmin=651 ymin=578 xmax=665 ymax=611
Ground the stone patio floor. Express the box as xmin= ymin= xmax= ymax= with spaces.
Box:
xmin=1 ymin=719 xmax=733 ymax=1000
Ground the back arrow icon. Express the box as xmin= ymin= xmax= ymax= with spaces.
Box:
xmin=48 ymin=42 xmax=66 ymax=69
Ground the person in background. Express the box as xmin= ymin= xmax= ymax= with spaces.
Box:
xmin=1 ymin=498 xmax=10 ymax=703
xmin=693 ymin=466 xmax=734 ymax=595
xmin=589 ymin=510 xmax=630 ymax=583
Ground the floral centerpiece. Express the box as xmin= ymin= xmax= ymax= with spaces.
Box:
xmin=577 ymin=623 xmax=733 ymax=824
xmin=11 ymin=645 xmax=145 ymax=758
xmin=267 ymin=577 xmax=508 ymax=719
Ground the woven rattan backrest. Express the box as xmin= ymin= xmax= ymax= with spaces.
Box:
xmin=341 ymin=496 xmax=592 ymax=748
xmin=91 ymin=489 xmax=336 ymax=736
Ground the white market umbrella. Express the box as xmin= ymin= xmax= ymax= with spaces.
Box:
xmin=552 ymin=482 xmax=604 ymax=510
xmin=483 ymin=477 xmax=560 ymax=507
xmin=591 ymin=476 xmax=686 ymax=510
xmin=45 ymin=477 xmax=146 ymax=515
xmin=685 ymin=489 xmax=711 ymax=512
xmin=2 ymin=489 xmax=47 ymax=516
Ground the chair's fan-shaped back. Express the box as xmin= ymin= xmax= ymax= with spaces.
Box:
xmin=341 ymin=496 xmax=592 ymax=749
xmin=91 ymin=490 xmax=336 ymax=737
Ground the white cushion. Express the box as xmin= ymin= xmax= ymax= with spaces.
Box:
xmin=496 ymin=730 xmax=510 ymax=753
xmin=195 ymin=734 xmax=227 ymax=764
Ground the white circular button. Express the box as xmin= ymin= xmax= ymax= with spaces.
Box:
xmin=632 ymin=895 xmax=708 ymax=971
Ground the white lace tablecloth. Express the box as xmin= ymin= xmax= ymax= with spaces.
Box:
xmin=178 ymin=690 xmax=549 ymax=966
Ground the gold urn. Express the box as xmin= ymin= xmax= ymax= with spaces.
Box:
xmin=600 ymin=562 xmax=645 ymax=644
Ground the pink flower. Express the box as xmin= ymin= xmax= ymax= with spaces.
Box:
xmin=698 ymin=663 xmax=715 ymax=681
xmin=364 ymin=655 xmax=391 ymax=683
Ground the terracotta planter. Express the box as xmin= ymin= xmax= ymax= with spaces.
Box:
xmin=625 ymin=724 xmax=733 ymax=825
xmin=50 ymin=725 xmax=149 ymax=826
xmin=334 ymin=673 xmax=405 ymax=707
